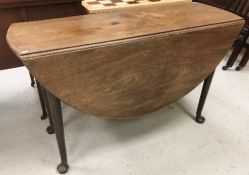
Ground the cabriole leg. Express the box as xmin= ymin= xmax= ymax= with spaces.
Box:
xmin=195 ymin=71 xmax=215 ymax=124
xmin=46 ymin=89 xmax=69 ymax=174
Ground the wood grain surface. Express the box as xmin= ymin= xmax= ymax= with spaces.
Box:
xmin=7 ymin=2 xmax=242 ymax=57
xmin=7 ymin=2 xmax=244 ymax=118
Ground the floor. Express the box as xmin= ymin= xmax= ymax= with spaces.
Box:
xmin=0 ymin=55 xmax=249 ymax=175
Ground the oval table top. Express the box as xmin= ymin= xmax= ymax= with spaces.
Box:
xmin=7 ymin=2 xmax=244 ymax=118
xmin=7 ymin=2 xmax=242 ymax=58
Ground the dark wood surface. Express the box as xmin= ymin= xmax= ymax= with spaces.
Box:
xmin=221 ymin=0 xmax=249 ymax=70
xmin=0 ymin=0 xmax=85 ymax=70
xmin=7 ymin=2 xmax=244 ymax=118
xmin=193 ymin=0 xmax=230 ymax=9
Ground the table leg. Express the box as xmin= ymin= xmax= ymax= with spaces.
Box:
xmin=40 ymin=85 xmax=55 ymax=134
xmin=195 ymin=71 xmax=215 ymax=124
xmin=36 ymin=81 xmax=48 ymax=120
xmin=46 ymin=89 xmax=69 ymax=174
xmin=29 ymin=73 xmax=35 ymax=87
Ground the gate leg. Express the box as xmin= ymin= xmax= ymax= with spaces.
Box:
xmin=36 ymin=81 xmax=47 ymax=120
xmin=40 ymin=85 xmax=55 ymax=134
xmin=30 ymin=73 xmax=35 ymax=87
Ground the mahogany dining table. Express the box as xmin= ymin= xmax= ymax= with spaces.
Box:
xmin=6 ymin=1 xmax=243 ymax=173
